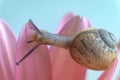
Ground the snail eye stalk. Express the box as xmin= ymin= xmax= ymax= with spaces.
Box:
xmin=16 ymin=20 xmax=43 ymax=65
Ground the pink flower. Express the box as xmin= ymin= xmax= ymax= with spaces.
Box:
xmin=0 ymin=13 xmax=119 ymax=80
xmin=15 ymin=13 xmax=119 ymax=80
xmin=0 ymin=19 xmax=16 ymax=80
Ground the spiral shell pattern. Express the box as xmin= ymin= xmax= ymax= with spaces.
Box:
xmin=70 ymin=28 xmax=117 ymax=70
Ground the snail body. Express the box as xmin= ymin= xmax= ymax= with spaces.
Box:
xmin=16 ymin=20 xmax=118 ymax=70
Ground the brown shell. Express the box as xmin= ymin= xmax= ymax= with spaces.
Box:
xmin=70 ymin=28 xmax=118 ymax=70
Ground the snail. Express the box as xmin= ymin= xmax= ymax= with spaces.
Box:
xmin=16 ymin=20 xmax=118 ymax=70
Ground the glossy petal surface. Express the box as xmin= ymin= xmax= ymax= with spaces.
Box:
xmin=0 ymin=20 xmax=16 ymax=80
xmin=50 ymin=13 xmax=91 ymax=80
xmin=16 ymin=22 xmax=51 ymax=80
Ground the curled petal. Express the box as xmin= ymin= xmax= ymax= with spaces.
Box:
xmin=16 ymin=22 xmax=51 ymax=80
xmin=50 ymin=14 xmax=91 ymax=80
xmin=0 ymin=19 xmax=16 ymax=80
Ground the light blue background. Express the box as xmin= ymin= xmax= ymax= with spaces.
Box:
xmin=0 ymin=0 xmax=120 ymax=80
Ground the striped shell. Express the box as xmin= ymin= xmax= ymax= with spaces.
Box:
xmin=70 ymin=28 xmax=117 ymax=70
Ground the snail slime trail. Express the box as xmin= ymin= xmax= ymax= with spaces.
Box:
xmin=16 ymin=20 xmax=118 ymax=70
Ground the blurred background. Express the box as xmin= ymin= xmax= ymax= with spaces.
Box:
xmin=0 ymin=0 xmax=120 ymax=80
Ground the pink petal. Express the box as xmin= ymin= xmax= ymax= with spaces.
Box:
xmin=118 ymin=76 xmax=120 ymax=80
xmin=98 ymin=58 xmax=118 ymax=80
xmin=0 ymin=19 xmax=16 ymax=80
xmin=49 ymin=14 xmax=91 ymax=80
xmin=78 ymin=16 xmax=91 ymax=31
xmin=56 ymin=13 xmax=74 ymax=34
xmin=16 ymin=22 xmax=51 ymax=80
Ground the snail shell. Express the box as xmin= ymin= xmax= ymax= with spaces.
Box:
xmin=70 ymin=28 xmax=118 ymax=70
